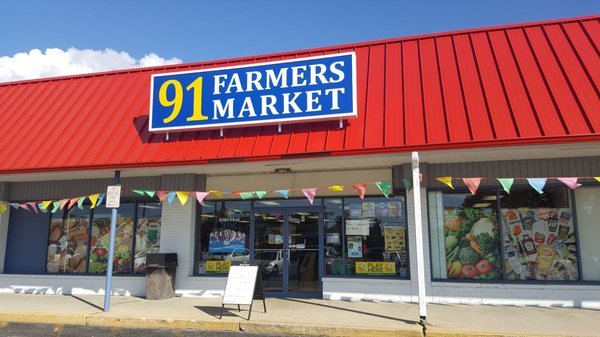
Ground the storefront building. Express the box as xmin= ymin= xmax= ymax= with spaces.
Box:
xmin=0 ymin=15 xmax=599 ymax=308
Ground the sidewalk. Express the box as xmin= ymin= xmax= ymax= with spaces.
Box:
xmin=0 ymin=293 xmax=598 ymax=337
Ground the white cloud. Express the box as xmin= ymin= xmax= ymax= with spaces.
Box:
xmin=0 ymin=48 xmax=183 ymax=83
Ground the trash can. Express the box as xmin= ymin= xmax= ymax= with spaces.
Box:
xmin=145 ymin=253 xmax=178 ymax=300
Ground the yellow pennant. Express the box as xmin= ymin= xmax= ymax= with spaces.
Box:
xmin=436 ymin=177 xmax=454 ymax=189
xmin=209 ymin=190 xmax=223 ymax=198
xmin=89 ymin=194 xmax=100 ymax=209
xmin=595 ymin=177 xmax=600 ymax=183
xmin=42 ymin=200 xmax=53 ymax=210
xmin=176 ymin=191 xmax=189 ymax=206
xmin=328 ymin=185 xmax=344 ymax=191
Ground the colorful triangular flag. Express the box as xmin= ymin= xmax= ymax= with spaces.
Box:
xmin=255 ymin=191 xmax=267 ymax=199
xmin=38 ymin=203 xmax=48 ymax=213
xmin=132 ymin=189 xmax=145 ymax=196
xmin=557 ymin=177 xmax=582 ymax=190
xmin=195 ymin=192 xmax=210 ymax=206
xmin=176 ymin=191 xmax=189 ymax=205
xmin=497 ymin=178 xmax=514 ymax=194
xmin=462 ymin=178 xmax=482 ymax=196
xmin=527 ymin=178 xmax=547 ymax=194
xmin=77 ymin=197 xmax=86 ymax=210
xmin=68 ymin=198 xmax=79 ymax=209
xmin=376 ymin=181 xmax=392 ymax=198
xmin=97 ymin=193 xmax=105 ymax=206
xmin=352 ymin=184 xmax=367 ymax=199
xmin=275 ymin=190 xmax=289 ymax=199
xmin=301 ymin=188 xmax=317 ymax=205
xmin=209 ymin=190 xmax=223 ymax=198
xmin=436 ymin=177 xmax=454 ymax=189
xmin=10 ymin=203 xmax=19 ymax=209
xmin=51 ymin=201 xmax=61 ymax=213
xmin=19 ymin=203 xmax=29 ymax=211
xmin=402 ymin=178 xmax=413 ymax=191
xmin=595 ymin=177 xmax=600 ymax=183
xmin=42 ymin=200 xmax=53 ymax=210
xmin=240 ymin=192 xmax=255 ymax=200
xmin=145 ymin=190 xmax=156 ymax=197
xmin=89 ymin=194 xmax=100 ymax=209
xmin=27 ymin=202 xmax=38 ymax=213
xmin=59 ymin=199 xmax=69 ymax=211
xmin=167 ymin=192 xmax=176 ymax=205
xmin=328 ymin=185 xmax=344 ymax=192
xmin=0 ymin=203 xmax=7 ymax=213
xmin=156 ymin=191 xmax=169 ymax=203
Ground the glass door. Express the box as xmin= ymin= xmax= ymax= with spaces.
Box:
xmin=253 ymin=209 xmax=321 ymax=297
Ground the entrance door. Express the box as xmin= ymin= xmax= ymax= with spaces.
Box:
xmin=253 ymin=209 xmax=321 ymax=297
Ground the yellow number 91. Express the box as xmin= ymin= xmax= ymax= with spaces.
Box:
xmin=158 ymin=77 xmax=207 ymax=124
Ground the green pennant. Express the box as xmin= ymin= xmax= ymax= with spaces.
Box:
xmin=51 ymin=201 xmax=62 ymax=213
xmin=497 ymin=178 xmax=514 ymax=194
xmin=255 ymin=191 xmax=267 ymax=199
xmin=132 ymin=189 xmax=145 ymax=196
xmin=77 ymin=197 xmax=86 ymax=210
xmin=145 ymin=190 xmax=156 ymax=197
xmin=376 ymin=181 xmax=392 ymax=198
xmin=240 ymin=192 xmax=254 ymax=200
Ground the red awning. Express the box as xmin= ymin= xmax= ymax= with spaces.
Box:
xmin=0 ymin=15 xmax=598 ymax=174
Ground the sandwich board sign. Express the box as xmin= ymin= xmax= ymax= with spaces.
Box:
xmin=220 ymin=265 xmax=266 ymax=320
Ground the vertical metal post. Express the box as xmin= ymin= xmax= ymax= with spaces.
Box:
xmin=411 ymin=152 xmax=427 ymax=328
xmin=103 ymin=170 xmax=120 ymax=312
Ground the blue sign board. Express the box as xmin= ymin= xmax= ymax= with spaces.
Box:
xmin=149 ymin=52 xmax=357 ymax=132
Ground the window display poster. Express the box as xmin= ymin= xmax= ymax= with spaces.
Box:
xmin=347 ymin=236 xmax=363 ymax=258
xmin=362 ymin=202 xmax=376 ymax=217
xmin=388 ymin=202 xmax=401 ymax=217
xmin=355 ymin=261 xmax=396 ymax=275
xmin=349 ymin=204 xmax=362 ymax=218
xmin=384 ymin=226 xmax=406 ymax=252
xmin=326 ymin=233 xmax=340 ymax=244
xmin=501 ymin=208 xmax=578 ymax=281
xmin=209 ymin=229 xmax=246 ymax=253
xmin=375 ymin=202 xmax=388 ymax=217
xmin=346 ymin=220 xmax=370 ymax=236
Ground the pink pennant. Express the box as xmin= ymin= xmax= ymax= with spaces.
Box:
xmin=59 ymin=199 xmax=69 ymax=210
xmin=27 ymin=202 xmax=38 ymax=213
xmin=156 ymin=191 xmax=169 ymax=203
xmin=19 ymin=203 xmax=30 ymax=211
xmin=68 ymin=198 xmax=79 ymax=209
xmin=301 ymin=188 xmax=317 ymax=205
xmin=557 ymin=177 xmax=582 ymax=190
xmin=462 ymin=178 xmax=482 ymax=195
xmin=352 ymin=184 xmax=367 ymax=199
xmin=195 ymin=192 xmax=210 ymax=206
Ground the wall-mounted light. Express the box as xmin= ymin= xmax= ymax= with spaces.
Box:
xmin=273 ymin=168 xmax=292 ymax=174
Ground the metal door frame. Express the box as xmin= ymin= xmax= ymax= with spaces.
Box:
xmin=251 ymin=207 xmax=323 ymax=298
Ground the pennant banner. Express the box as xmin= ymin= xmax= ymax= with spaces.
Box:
xmin=167 ymin=192 xmax=176 ymax=205
xmin=195 ymin=192 xmax=210 ymax=206
xmin=497 ymin=178 xmax=514 ymax=194
xmin=51 ymin=201 xmax=62 ymax=213
xmin=10 ymin=203 xmax=20 ymax=209
xmin=402 ymin=178 xmax=413 ymax=191
xmin=59 ymin=199 xmax=69 ymax=211
xmin=89 ymin=194 xmax=100 ymax=209
xmin=240 ymin=192 xmax=254 ymax=200
xmin=376 ymin=181 xmax=392 ymax=198
xmin=302 ymin=188 xmax=317 ymax=205
xmin=68 ymin=198 xmax=79 ymax=209
xmin=209 ymin=190 xmax=223 ymax=198
xmin=176 ymin=191 xmax=189 ymax=205
xmin=97 ymin=193 xmax=105 ymax=206
xmin=0 ymin=203 xmax=7 ymax=213
xmin=145 ymin=190 xmax=156 ymax=197
xmin=275 ymin=190 xmax=289 ymax=199
xmin=77 ymin=197 xmax=86 ymax=210
xmin=352 ymin=184 xmax=367 ymax=199
xmin=527 ymin=178 xmax=547 ymax=194
xmin=42 ymin=200 xmax=53 ymax=210
xmin=156 ymin=191 xmax=169 ymax=203
xmin=132 ymin=189 xmax=145 ymax=196
xmin=462 ymin=178 xmax=481 ymax=196
xmin=38 ymin=203 xmax=48 ymax=213
xmin=255 ymin=191 xmax=267 ymax=199
xmin=328 ymin=185 xmax=344 ymax=192
xmin=27 ymin=202 xmax=38 ymax=213
xmin=558 ymin=177 xmax=582 ymax=190
xmin=436 ymin=177 xmax=454 ymax=189
xmin=595 ymin=177 xmax=600 ymax=183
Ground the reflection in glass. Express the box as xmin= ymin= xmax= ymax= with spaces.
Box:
xmin=134 ymin=202 xmax=162 ymax=273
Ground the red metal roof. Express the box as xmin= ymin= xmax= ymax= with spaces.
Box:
xmin=0 ymin=15 xmax=598 ymax=174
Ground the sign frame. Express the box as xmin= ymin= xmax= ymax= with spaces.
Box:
xmin=220 ymin=265 xmax=266 ymax=320
xmin=149 ymin=52 xmax=357 ymax=133
xmin=105 ymin=185 xmax=121 ymax=209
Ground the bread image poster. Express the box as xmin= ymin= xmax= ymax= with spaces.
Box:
xmin=384 ymin=226 xmax=406 ymax=252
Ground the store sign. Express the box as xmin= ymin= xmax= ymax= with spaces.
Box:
xmin=355 ymin=261 xmax=396 ymax=275
xmin=149 ymin=52 xmax=357 ymax=132
xmin=206 ymin=260 xmax=231 ymax=273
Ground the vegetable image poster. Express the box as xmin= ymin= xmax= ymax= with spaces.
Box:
xmin=443 ymin=208 xmax=501 ymax=280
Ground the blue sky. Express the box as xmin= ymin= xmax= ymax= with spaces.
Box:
xmin=0 ymin=0 xmax=598 ymax=82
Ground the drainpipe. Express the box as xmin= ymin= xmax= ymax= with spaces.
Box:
xmin=411 ymin=152 xmax=427 ymax=329
xmin=104 ymin=170 xmax=120 ymax=312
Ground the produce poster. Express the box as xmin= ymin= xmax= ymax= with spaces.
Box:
xmin=384 ymin=226 xmax=406 ymax=252
xmin=501 ymin=208 xmax=578 ymax=281
xmin=347 ymin=236 xmax=363 ymax=258
xmin=443 ymin=208 xmax=501 ymax=280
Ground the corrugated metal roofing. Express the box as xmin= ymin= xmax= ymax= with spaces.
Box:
xmin=0 ymin=15 xmax=598 ymax=174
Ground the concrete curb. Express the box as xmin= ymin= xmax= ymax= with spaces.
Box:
xmin=240 ymin=321 xmax=423 ymax=337
xmin=85 ymin=315 xmax=239 ymax=331
xmin=426 ymin=330 xmax=581 ymax=337
xmin=0 ymin=312 xmax=87 ymax=326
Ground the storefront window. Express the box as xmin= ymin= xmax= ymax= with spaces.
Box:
xmin=324 ymin=199 xmax=343 ymax=275
xmin=575 ymin=187 xmax=600 ymax=281
xmin=429 ymin=191 xmax=502 ymax=280
xmin=500 ymin=187 xmax=578 ymax=281
xmin=197 ymin=201 xmax=251 ymax=274
xmin=46 ymin=207 xmax=91 ymax=273
xmin=134 ymin=202 xmax=162 ymax=273
xmin=343 ymin=197 xmax=408 ymax=277
xmin=89 ymin=204 xmax=135 ymax=274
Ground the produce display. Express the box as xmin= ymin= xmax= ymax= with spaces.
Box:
xmin=46 ymin=214 xmax=89 ymax=273
xmin=88 ymin=217 xmax=134 ymax=274
xmin=501 ymin=208 xmax=578 ymax=280
xmin=443 ymin=208 xmax=501 ymax=280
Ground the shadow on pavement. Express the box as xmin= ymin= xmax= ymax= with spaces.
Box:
xmin=68 ymin=295 xmax=103 ymax=311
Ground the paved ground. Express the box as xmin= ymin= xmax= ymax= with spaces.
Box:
xmin=0 ymin=293 xmax=599 ymax=337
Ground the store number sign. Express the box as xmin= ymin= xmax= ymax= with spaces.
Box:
xmin=149 ymin=53 xmax=357 ymax=132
